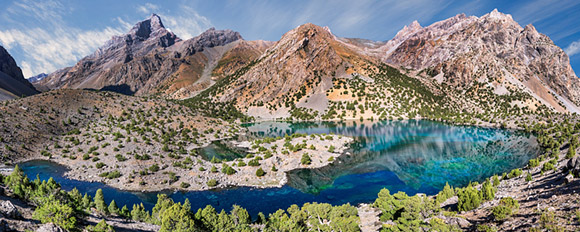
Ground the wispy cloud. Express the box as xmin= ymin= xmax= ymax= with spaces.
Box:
xmin=137 ymin=3 xmax=159 ymax=14
xmin=0 ymin=0 xmax=129 ymax=77
xmin=565 ymin=40 xmax=580 ymax=57
xmin=160 ymin=5 xmax=212 ymax=40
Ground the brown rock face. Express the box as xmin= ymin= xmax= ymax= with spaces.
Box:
xmin=218 ymin=23 xmax=377 ymax=108
xmin=381 ymin=9 xmax=580 ymax=111
xmin=0 ymin=46 xmax=38 ymax=99
xmin=37 ymin=15 xmax=265 ymax=98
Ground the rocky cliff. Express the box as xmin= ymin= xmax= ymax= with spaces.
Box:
xmin=0 ymin=46 xmax=38 ymax=100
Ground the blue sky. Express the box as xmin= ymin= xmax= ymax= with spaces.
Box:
xmin=0 ymin=0 xmax=579 ymax=78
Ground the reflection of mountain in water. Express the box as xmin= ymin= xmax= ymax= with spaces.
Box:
xmin=245 ymin=120 xmax=539 ymax=194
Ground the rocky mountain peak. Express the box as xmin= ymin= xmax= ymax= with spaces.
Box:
xmin=483 ymin=8 xmax=514 ymax=22
xmin=128 ymin=13 xmax=174 ymax=42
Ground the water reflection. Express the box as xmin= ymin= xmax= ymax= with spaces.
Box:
xmin=19 ymin=120 xmax=538 ymax=217
xmin=245 ymin=120 xmax=539 ymax=194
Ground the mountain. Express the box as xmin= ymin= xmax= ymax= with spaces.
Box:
xmin=38 ymin=14 xmax=272 ymax=98
xmin=0 ymin=46 xmax=38 ymax=100
xmin=192 ymin=9 xmax=580 ymax=122
xmin=211 ymin=23 xmax=380 ymax=118
xmin=378 ymin=9 xmax=580 ymax=113
xmin=28 ymin=73 xmax=47 ymax=83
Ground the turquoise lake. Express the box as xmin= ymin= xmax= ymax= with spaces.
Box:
xmin=20 ymin=120 xmax=540 ymax=217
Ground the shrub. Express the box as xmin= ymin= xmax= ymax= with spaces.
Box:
xmin=528 ymin=158 xmax=539 ymax=168
xmin=525 ymin=172 xmax=532 ymax=181
xmin=301 ymin=153 xmax=312 ymax=165
xmin=207 ymin=179 xmax=218 ymax=187
xmin=32 ymin=198 xmax=77 ymax=230
xmin=95 ymin=162 xmax=106 ymax=169
xmin=180 ymin=182 xmax=190 ymax=189
xmin=256 ymin=167 xmax=265 ymax=177
xmin=248 ymin=159 xmax=260 ymax=167
xmin=542 ymin=162 xmax=555 ymax=172
xmin=507 ymin=169 xmax=522 ymax=179
xmin=492 ymin=197 xmax=519 ymax=221
xmin=566 ymin=148 xmax=576 ymax=159
xmin=435 ymin=182 xmax=454 ymax=204
xmin=457 ymin=185 xmax=481 ymax=212
xmin=492 ymin=175 xmax=500 ymax=187
xmin=222 ymin=164 xmax=236 ymax=175
xmin=480 ymin=180 xmax=495 ymax=201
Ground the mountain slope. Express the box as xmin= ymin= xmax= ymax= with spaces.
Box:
xmin=38 ymin=15 xmax=271 ymax=98
xmin=0 ymin=46 xmax=38 ymax=99
xmin=379 ymin=9 xmax=580 ymax=113
xmin=193 ymin=10 xmax=579 ymax=124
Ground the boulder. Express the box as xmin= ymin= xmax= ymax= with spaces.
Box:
xmin=445 ymin=216 xmax=471 ymax=228
xmin=0 ymin=200 xmax=20 ymax=219
xmin=36 ymin=223 xmax=65 ymax=232
xmin=565 ymin=173 xmax=575 ymax=184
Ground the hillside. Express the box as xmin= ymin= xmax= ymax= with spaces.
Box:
xmin=175 ymin=10 xmax=574 ymax=130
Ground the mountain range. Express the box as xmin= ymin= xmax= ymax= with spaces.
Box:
xmin=21 ymin=10 xmax=580 ymax=120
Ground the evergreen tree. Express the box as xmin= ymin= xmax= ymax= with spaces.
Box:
xmin=108 ymin=200 xmax=120 ymax=216
xmin=94 ymin=189 xmax=108 ymax=214
xmin=480 ymin=179 xmax=495 ymax=201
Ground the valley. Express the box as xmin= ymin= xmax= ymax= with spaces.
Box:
xmin=0 ymin=7 xmax=578 ymax=232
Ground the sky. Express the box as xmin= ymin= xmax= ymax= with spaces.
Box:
xmin=0 ymin=0 xmax=579 ymax=78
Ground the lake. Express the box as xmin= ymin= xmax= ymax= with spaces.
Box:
xmin=20 ymin=120 xmax=539 ymax=217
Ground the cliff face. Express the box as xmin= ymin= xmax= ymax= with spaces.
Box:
xmin=38 ymin=15 xmax=269 ymax=98
xmin=0 ymin=46 xmax=38 ymax=100
xmin=381 ymin=9 xmax=580 ymax=112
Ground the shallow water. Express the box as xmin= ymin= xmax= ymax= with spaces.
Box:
xmin=20 ymin=120 xmax=539 ymax=217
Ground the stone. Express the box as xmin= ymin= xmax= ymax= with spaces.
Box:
xmin=565 ymin=174 xmax=574 ymax=184
xmin=0 ymin=200 xmax=20 ymax=219
xmin=36 ymin=223 xmax=65 ymax=232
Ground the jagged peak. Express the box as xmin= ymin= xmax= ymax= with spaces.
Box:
xmin=523 ymin=24 xmax=537 ymax=32
xmin=128 ymin=13 xmax=168 ymax=39
xmin=483 ymin=8 xmax=514 ymax=21
xmin=393 ymin=20 xmax=422 ymax=40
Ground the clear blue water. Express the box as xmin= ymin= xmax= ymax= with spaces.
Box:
xmin=19 ymin=120 xmax=539 ymax=218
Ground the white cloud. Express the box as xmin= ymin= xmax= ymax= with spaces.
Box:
xmin=137 ymin=3 xmax=159 ymax=14
xmin=565 ymin=40 xmax=580 ymax=57
xmin=0 ymin=0 xmax=130 ymax=77
xmin=161 ymin=6 xmax=212 ymax=40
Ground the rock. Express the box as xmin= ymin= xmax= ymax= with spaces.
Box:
xmin=36 ymin=223 xmax=65 ymax=232
xmin=0 ymin=200 xmax=20 ymax=219
xmin=445 ymin=216 xmax=471 ymax=228
xmin=565 ymin=174 xmax=574 ymax=184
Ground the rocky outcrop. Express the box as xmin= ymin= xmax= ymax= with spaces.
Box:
xmin=0 ymin=201 xmax=20 ymax=219
xmin=0 ymin=46 xmax=38 ymax=99
xmin=35 ymin=223 xmax=64 ymax=232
